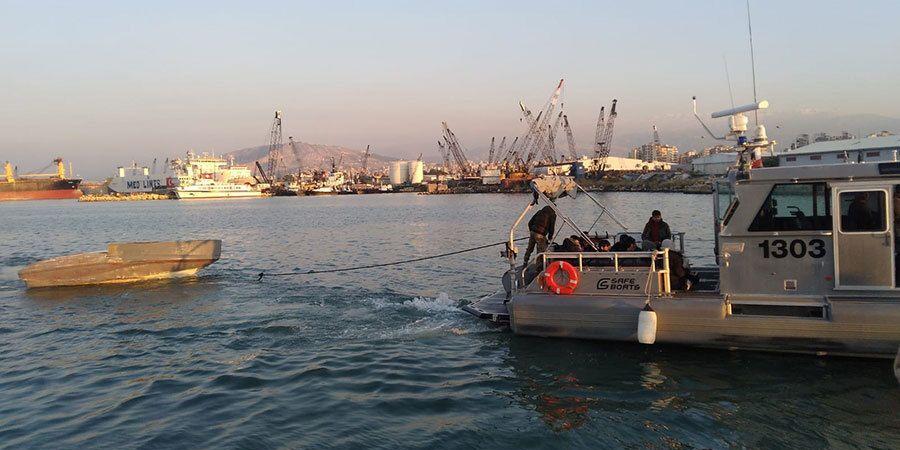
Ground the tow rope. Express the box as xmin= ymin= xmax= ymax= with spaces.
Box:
xmin=256 ymin=237 xmax=529 ymax=281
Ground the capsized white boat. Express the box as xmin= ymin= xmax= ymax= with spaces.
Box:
xmin=18 ymin=240 xmax=222 ymax=288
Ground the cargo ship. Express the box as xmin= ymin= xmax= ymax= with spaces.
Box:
xmin=1 ymin=159 xmax=82 ymax=201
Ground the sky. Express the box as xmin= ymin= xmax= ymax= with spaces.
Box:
xmin=2 ymin=0 xmax=899 ymax=178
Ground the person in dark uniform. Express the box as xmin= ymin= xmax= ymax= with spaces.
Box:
xmin=523 ymin=205 xmax=556 ymax=264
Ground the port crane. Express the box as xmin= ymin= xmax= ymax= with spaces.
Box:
xmin=563 ymin=114 xmax=578 ymax=160
xmin=288 ymin=136 xmax=303 ymax=168
xmin=361 ymin=145 xmax=371 ymax=173
xmin=487 ymin=137 xmax=496 ymax=164
xmin=266 ymin=111 xmax=286 ymax=181
xmin=499 ymin=136 xmax=518 ymax=164
xmin=437 ymin=140 xmax=452 ymax=172
xmin=440 ymin=122 xmax=474 ymax=176
xmin=594 ymin=99 xmax=618 ymax=172
xmin=494 ymin=137 xmax=507 ymax=165
xmin=594 ymin=106 xmax=606 ymax=159
xmin=542 ymin=112 xmax=564 ymax=164
xmin=515 ymin=79 xmax=564 ymax=170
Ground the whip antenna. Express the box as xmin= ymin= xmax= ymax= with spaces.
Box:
xmin=747 ymin=0 xmax=759 ymax=126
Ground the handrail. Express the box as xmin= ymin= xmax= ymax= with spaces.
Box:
xmin=541 ymin=249 xmax=672 ymax=295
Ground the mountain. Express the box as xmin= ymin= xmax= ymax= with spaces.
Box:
xmin=225 ymin=141 xmax=398 ymax=172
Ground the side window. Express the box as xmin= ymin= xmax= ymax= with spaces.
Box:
xmin=749 ymin=183 xmax=831 ymax=231
xmin=839 ymin=191 xmax=886 ymax=232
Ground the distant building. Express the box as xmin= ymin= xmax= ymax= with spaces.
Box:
xmin=480 ymin=168 xmax=502 ymax=185
xmin=531 ymin=156 xmax=672 ymax=176
xmin=690 ymin=153 xmax=738 ymax=175
xmin=789 ymin=131 xmax=855 ymax=151
xmin=631 ymin=125 xmax=679 ymax=163
xmin=631 ymin=143 xmax=679 ymax=163
xmin=603 ymin=156 xmax=671 ymax=171
xmin=778 ymin=135 xmax=900 ymax=167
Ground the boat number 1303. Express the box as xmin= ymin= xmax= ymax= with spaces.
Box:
xmin=758 ymin=239 xmax=826 ymax=259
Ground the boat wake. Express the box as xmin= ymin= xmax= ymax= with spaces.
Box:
xmin=368 ymin=292 xmax=458 ymax=313
xmin=0 ymin=265 xmax=24 ymax=281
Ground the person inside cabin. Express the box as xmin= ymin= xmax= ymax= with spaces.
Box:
xmin=523 ymin=205 xmax=556 ymax=264
xmin=641 ymin=210 xmax=672 ymax=250
xmin=847 ymin=192 xmax=876 ymax=230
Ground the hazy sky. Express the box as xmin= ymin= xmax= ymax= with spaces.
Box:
xmin=2 ymin=0 xmax=899 ymax=177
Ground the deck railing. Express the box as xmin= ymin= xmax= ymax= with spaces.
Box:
xmin=541 ymin=249 xmax=672 ymax=294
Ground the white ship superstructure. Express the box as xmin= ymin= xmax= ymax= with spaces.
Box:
xmin=108 ymin=161 xmax=177 ymax=194
xmin=109 ymin=151 xmax=256 ymax=196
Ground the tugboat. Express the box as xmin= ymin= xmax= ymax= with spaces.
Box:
xmin=464 ymin=99 xmax=900 ymax=359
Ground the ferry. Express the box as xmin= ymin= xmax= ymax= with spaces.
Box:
xmin=108 ymin=152 xmax=253 ymax=195
xmin=174 ymin=179 xmax=262 ymax=199
xmin=108 ymin=161 xmax=176 ymax=194
xmin=465 ymin=99 xmax=900 ymax=359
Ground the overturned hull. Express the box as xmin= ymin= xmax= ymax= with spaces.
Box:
xmin=19 ymin=240 xmax=221 ymax=288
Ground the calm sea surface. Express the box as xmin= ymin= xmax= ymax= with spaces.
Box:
xmin=1 ymin=193 xmax=898 ymax=449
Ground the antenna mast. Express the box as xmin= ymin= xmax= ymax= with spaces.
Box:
xmin=747 ymin=0 xmax=759 ymax=126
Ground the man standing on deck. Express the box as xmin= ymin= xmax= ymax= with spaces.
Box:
xmin=641 ymin=210 xmax=672 ymax=250
xmin=523 ymin=205 xmax=556 ymax=264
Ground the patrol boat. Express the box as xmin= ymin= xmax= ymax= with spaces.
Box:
xmin=465 ymin=99 xmax=900 ymax=359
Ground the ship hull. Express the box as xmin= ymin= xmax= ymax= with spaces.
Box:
xmin=0 ymin=179 xmax=83 ymax=201
xmin=174 ymin=190 xmax=263 ymax=199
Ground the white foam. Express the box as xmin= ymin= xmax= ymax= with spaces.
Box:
xmin=365 ymin=292 xmax=458 ymax=313
xmin=0 ymin=266 xmax=24 ymax=281
xmin=401 ymin=292 xmax=457 ymax=313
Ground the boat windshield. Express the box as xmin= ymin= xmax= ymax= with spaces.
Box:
xmin=714 ymin=180 xmax=736 ymax=223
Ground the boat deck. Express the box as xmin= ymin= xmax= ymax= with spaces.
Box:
xmin=463 ymin=266 xmax=721 ymax=325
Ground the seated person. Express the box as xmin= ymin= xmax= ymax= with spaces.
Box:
xmin=610 ymin=234 xmax=638 ymax=252
xmin=561 ymin=235 xmax=585 ymax=253
xmin=641 ymin=210 xmax=672 ymax=250
xmin=596 ymin=239 xmax=612 ymax=252
xmin=660 ymin=239 xmax=698 ymax=291
xmin=584 ymin=238 xmax=613 ymax=267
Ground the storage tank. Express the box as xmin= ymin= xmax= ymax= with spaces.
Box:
xmin=389 ymin=161 xmax=409 ymax=185
xmin=407 ymin=160 xmax=424 ymax=184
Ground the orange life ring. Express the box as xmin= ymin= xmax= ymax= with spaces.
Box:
xmin=542 ymin=261 xmax=579 ymax=295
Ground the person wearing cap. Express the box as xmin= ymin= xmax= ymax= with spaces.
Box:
xmin=641 ymin=210 xmax=672 ymax=251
